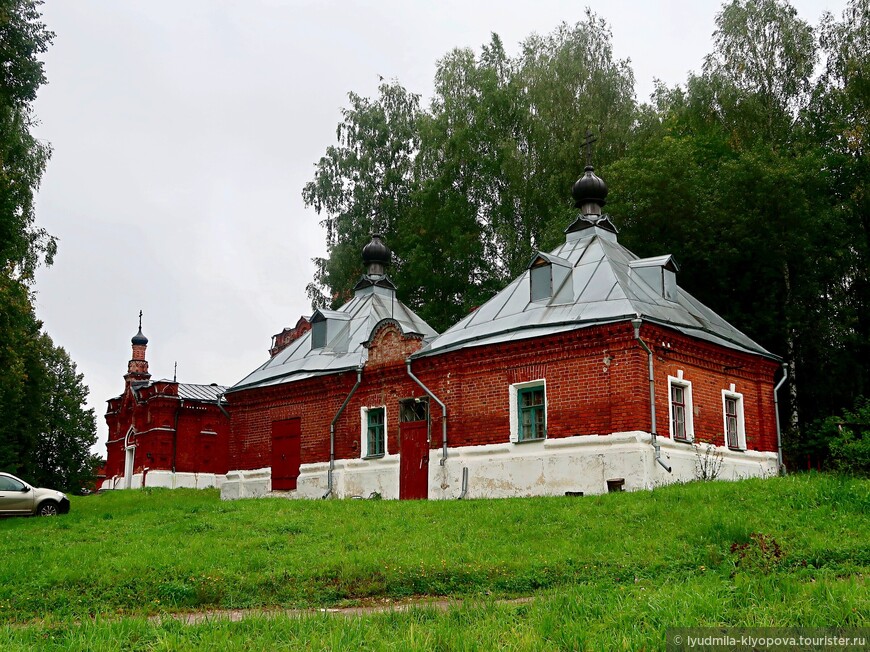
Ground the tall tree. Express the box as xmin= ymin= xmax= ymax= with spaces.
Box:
xmin=302 ymin=81 xmax=422 ymax=310
xmin=610 ymin=0 xmax=834 ymax=442
xmin=807 ymin=0 xmax=870 ymax=408
xmin=0 ymin=1 xmax=98 ymax=490
xmin=0 ymin=0 xmax=55 ymax=279
xmin=304 ymin=15 xmax=637 ymax=331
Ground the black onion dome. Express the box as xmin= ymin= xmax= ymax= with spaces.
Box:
xmin=131 ymin=329 xmax=148 ymax=346
xmin=361 ymin=234 xmax=391 ymax=266
xmin=572 ymin=165 xmax=609 ymax=208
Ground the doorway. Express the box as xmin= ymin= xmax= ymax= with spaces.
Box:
xmin=271 ymin=418 xmax=301 ymax=490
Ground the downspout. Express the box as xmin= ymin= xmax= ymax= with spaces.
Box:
xmin=632 ymin=318 xmax=672 ymax=473
xmin=406 ymin=360 xmax=448 ymax=465
xmin=458 ymin=466 xmax=469 ymax=499
xmin=323 ymin=366 xmax=363 ymax=499
xmin=773 ymin=363 xmax=788 ymax=475
xmin=216 ymin=392 xmax=230 ymax=419
xmin=172 ymin=398 xmax=184 ymax=474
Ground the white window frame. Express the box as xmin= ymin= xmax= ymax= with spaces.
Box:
xmin=667 ymin=371 xmax=694 ymax=442
xmin=722 ymin=385 xmax=746 ymax=450
xmin=360 ymin=405 xmax=388 ymax=458
xmin=509 ymin=379 xmax=547 ymax=443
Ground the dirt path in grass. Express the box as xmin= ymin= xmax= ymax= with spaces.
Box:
xmin=151 ymin=596 xmax=536 ymax=625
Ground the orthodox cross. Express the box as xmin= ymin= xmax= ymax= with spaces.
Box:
xmin=173 ymin=361 xmax=177 ymax=383
xmin=582 ymin=129 xmax=598 ymax=167
xmin=138 ymin=309 xmax=143 ymax=330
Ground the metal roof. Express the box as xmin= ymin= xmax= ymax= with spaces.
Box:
xmin=125 ymin=381 xmax=228 ymax=403
xmin=230 ymin=283 xmax=438 ymax=392
xmin=413 ymin=226 xmax=777 ymax=360
xmin=177 ymin=383 xmax=227 ymax=402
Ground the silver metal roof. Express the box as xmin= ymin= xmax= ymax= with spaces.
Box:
xmin=124 ymin=381 xmax=228 ymax=403
xmin=230 ymin=284 xmax=438 ymax=392
xmin=177 ymin=383 xmax=228 ymax=402
xmin=413 ymin=226 xmax=777 ymax=360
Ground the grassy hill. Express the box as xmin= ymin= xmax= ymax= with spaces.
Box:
xmin=1 ymin=474 xmax=867 ymax=650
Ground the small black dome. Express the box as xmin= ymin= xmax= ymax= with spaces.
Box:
xmin=362 ymin=234 xmax=391 ymax=266
xmin=131 ymin=329 xmax=148 ymax=346
xmin=572 ymin=165 xmax=608 ymax=208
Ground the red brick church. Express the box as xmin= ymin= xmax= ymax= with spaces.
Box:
xmin=101 ymin=318 xmax=230 ymax=490
xmin=221 ymin=157 xmax=784 ymax=500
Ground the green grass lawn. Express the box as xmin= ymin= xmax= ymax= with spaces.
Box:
xmin=1 ymin=474 xmax=867 ymax=650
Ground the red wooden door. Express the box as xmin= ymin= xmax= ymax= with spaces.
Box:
xmin=399 ymin=420 xmax=429 ymax=500
xmin=271 ymin=418 xmax=301 ymax=490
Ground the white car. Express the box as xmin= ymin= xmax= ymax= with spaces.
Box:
xmin=0 ymin=472 xmax=70 ymax=516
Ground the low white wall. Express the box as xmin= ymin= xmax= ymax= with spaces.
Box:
xmin=221 ymin=468 xmax=271 ymax=499
xmin=100 ymin=472 xmax=226 ymax=491
xmin=220 ymin=432 xmax=778 ymax=501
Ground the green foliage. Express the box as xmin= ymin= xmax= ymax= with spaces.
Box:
xmin=0 ymin=475 xmax=866 ymax=649
xmin=0 ymin=0 xmax=55 ymax=279
xmin=0 ymin=275 xmax=99 ymax=491
xmin=303 ymin=15 xmax=636 ymax=331
xmin=0 ymin=2 xmax=98 ymax=492
xmin=608 ymin=0 xmax=870 ymax=447
xmin=807 ymin=396 xmax=870 ymax=476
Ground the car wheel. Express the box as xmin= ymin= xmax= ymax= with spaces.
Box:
xmin=37 ymin=500 xmax=59 ymax=516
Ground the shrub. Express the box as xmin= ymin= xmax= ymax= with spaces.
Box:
xmin=816 ymin=397 xmax=870 ymax=477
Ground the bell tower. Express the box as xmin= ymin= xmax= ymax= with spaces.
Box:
xmin=124 ymin=310 xmax=151 ymax=385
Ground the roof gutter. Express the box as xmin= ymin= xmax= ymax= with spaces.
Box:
xmin=632 ymin=318 xmax=672 ymax=473
xmin=773 ymin=363 xmax=788 ymax=475
xmin=406 ymin=359 xmax=448 ymax=466
xmin=411 ymin=314 xmax=778 ymax=363
xmin=323 ymin=366 xmax=363 ymax=499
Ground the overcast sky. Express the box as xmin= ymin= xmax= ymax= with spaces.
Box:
xmin=31 ymin=0 xmax=845 ymax=454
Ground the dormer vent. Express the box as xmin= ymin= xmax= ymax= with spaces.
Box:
xmin=529 ymin=252 xmax=573 ymax=304
xmin=310 ymin=310 xmax=352 ymax=351
xmin=629 ymin=255 xmax=680 ymax=301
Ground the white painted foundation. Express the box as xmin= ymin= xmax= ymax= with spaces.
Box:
xmin=220 ymin=432 xmax=778 ymax=501
xmin=100 ymin=471 xmax=226 ymax=491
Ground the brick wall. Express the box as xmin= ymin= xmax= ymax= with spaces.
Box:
xmin=104 ymin=383 xmax=230 ymax=479
xmin=226 ymin=320 xmax=780 ymax=473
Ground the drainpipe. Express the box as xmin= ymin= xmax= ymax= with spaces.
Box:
xmin=323 ymin=366 xmax=363 ymax=499
xmin=631 ymin=318 xmax=672 ymax=473
xmin=406 ymin=360 xmax=448 ymax=465
xmin=773 ymin=363 xmax=788 ymax=475
xmin=216 ymin=392 xmax=230 ymax=419
xmin=458 ymin=466 xmax=469 ymax=499
xmin=172 ymin=398 xmax=184 ymax=474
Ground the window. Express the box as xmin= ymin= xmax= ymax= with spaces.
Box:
xmin=722 ymin=387 xmax=746 ymax=450
xmin=0 ymin=475 xmax=25 ymax=491
xmin=364 ymin=407 xmax=385 ymax=458
xmin=530 ymin=262 xmax=552 ymax=302
xmin=311 ymin=321 xmax=326 ymax=349
xmin=668 ymin=373 xmax=694 ymax=441
xmin=510 ymin=381 xmax=547 ymax=442
xmin=399 ymin=397 xmax=428 ymax=422
xmin=671 ymin=385 xmax=687 ymax=440
xmin=528 ymin=253 xmax=572 ymax=303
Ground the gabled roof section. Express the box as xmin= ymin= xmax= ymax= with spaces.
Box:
xmin=629 ymin=254 xmax=679 ymax=272
xmin=311 ymin=309 xmax=352 ymax=322
xmin=413 ymin=226 xmax=776 ymax=360
xmin=229 ymin=290 xmax=438 ymax=392
xmin=528 ymin=251 xmax=572 ymax=270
